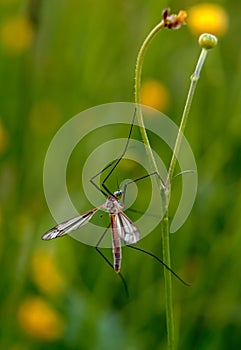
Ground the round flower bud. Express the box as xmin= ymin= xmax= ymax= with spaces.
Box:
xmin=198 ymin=33 xmax=218 ymax=49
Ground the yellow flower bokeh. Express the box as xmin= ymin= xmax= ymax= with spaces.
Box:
xmin=0 ymin=15 xmax=34 ymax=53
xmin=188 ymin=3 xmax=229 ymax=37
xmin=31 ymin=249 xmax=66 ymax=296
xmin=18 ymin=297 xmax=65 ymax=340
xmin=141 ymin=79 xmax=170 ymax=112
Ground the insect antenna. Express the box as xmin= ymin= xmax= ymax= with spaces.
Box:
xmin=126 ymin=244 xmax=190 ymax=287
xmin=116 ymin=176 xmax=120 ymax=191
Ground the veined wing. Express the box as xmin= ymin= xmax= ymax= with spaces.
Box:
xmin=115 ymin=211 xmax=140 ymax=244
xmin=42 ymin=207 xmax=100 ymax=240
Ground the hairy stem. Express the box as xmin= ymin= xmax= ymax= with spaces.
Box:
xmin=134 ymin=20 xmax=164 ymax=176
xmin=134 ymin=17 xmax=175 ymax=350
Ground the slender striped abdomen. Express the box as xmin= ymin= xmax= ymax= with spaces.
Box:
xmin=111 ymin=215 xmax=122 ymax=273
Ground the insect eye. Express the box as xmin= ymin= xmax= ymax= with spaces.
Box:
xmin=114 ymin=190 xmax=123 ymax=198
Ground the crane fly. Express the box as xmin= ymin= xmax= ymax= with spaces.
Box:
xmin=42 ymin=109 xmax=140 ymax=277
xmin=42 ymin=108 xmax=189 ymax=290
xmin=42 ymin=189 xmax=140 ymax=273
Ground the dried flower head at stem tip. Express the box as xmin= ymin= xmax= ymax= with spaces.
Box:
xmin=162 ymin=8 xmax=187 ymax=30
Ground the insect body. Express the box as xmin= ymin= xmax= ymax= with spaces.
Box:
xmin=42 ymin=190 xmax=140 ymax=273
xmin=42 ymin=108 xmax=189 ymax=288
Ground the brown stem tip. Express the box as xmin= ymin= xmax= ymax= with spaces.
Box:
xmin=162 ymin=8 xmax=187 ymax=30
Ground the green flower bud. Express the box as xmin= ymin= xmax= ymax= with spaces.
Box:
xmin=198 ymin=33 xmax=218 ymax=49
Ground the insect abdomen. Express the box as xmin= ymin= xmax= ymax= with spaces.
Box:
xmin=113 ymin=246 xmax=121 ymax=273
xmin=111 ymin=214 xmax=122 ymax=273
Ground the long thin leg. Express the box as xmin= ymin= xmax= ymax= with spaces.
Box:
xmin=122 ymin=171 xmax=165 ymax=204
xmin=90 ymin=108 xmax=137 ymax=197
xmin=90 ymin=159 xmax=119 ymax=197
xmin=95 ymin=224 xmax=129 ymax=296
xmin=125 ymin=207 xmax=161 ymax=219
xmin=101 ymin=109 xmax=136 ymax=186
xmin=126 ymin=244 xmax=190 ymax=286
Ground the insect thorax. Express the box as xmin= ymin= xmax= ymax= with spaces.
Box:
xmin=105 ymin=196 xmax=122 ymax=214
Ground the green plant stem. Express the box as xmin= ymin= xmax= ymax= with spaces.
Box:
xmin=134 ymin=20 xmax=164 ymax=177
xmin=162 ymin=47 xmax=209 ymax=350
xmin=134 ymin=19 xmax=176 ymax=350
xmin=162 ymin=210 xmax=174 ymax=348
xmin=134 ymin=19 xmax=210 ymax=349
xmin=166 ymin=48 xmax=208 ymax=186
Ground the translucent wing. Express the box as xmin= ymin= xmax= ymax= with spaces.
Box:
xmin=115 ymin=211 xmax=140 ymax=244
xmin=42 ymin=208 xmax=99 ymax=240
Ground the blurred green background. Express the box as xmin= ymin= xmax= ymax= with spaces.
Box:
xmin=0 ymin=0 xmax=241 ymax=349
